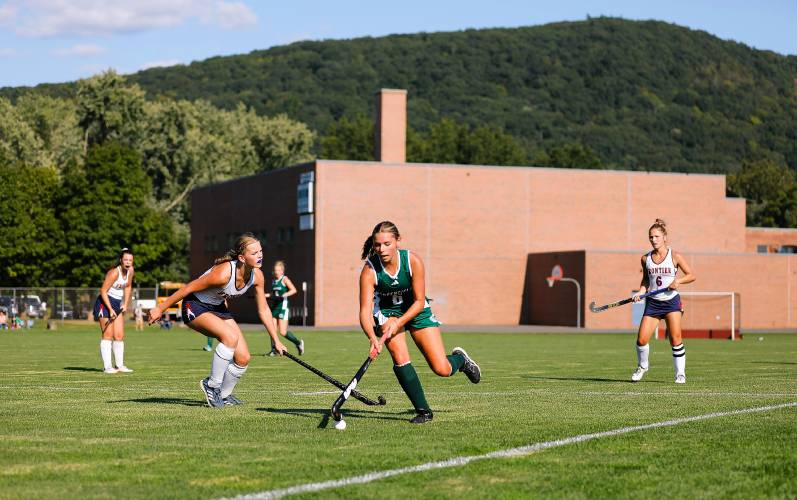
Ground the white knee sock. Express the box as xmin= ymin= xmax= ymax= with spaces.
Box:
xmin=112 ymin=341 xmax=124 ymax=368
xmin=636 ymin=343 xmax=650 ymax=369
xmin=220 ymin=362 xmax=248 ymax=398
xmin=672 ymin=343 xmax=686 ymax=376
xmin=100 ymin=339 xmax=113 ymax=370
xmin=210 ymin=343 xmax=235 ymax=388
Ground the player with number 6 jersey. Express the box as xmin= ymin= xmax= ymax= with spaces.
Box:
xmin=359 ymin=221 xmax=482 ymax=424
xmin=630 ymin=219 xmax=695 ymax=384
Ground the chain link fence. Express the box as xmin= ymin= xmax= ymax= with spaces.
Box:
xmin=0 ymin=287 xmax=157 ymax=324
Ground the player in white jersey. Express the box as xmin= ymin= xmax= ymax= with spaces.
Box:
xmin=148 ymin=234 xmax=286 ymax=408
xmin=631 ymin=219 xmax=695 ymax=383
xmin=93 ymin=248 xmax=134 ymax=374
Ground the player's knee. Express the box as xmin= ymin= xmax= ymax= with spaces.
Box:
xmin=431 ymin=361 xmax=451 ymax=377
xmin=236 ymin=351 xmax=251 ymax=366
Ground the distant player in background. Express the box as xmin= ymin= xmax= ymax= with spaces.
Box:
xmin=148 ymin=234 xmax=286 ymax=407
xmin=94 ymin=248 xmax=135 ymax=374
xmin=359 ymin=221 xmax=481 ymax=424
xmin=631 ymin=219 xmax=696 ymax=384
xmin=134 ymin=300 xmax=144 ymax=331
xmin=266 ymin=260 xmax=304 ymax=356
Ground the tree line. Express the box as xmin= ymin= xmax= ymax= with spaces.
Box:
xmin=0 ymin=71 xmax=314 ymax=286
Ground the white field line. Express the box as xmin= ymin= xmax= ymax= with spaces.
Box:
xmin=221 ymin=402 xmax=797 ymax=500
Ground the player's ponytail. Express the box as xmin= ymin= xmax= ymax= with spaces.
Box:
xmin=649 ymin=218 xmax=667 ymax=236
xmin=215 ymin=233 xmax=259 ymax=265
xmin=361 ymin=221 xmax=401 ymax=260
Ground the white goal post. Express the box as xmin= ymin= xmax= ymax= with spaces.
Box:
xmin=678 ymin=291 xmax=740 ymax=341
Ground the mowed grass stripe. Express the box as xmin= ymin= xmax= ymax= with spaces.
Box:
xmin=0 ymin=325 xmax=795 ymax=499
xmin=223 ymin=402 xmax=797 ymax=500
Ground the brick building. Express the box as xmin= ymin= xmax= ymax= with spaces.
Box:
xmin=190 ymin=89 xmax=797 ymax=331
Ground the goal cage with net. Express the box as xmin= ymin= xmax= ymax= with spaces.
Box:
xmin=655 ymin=291 xmax=741 ymax=340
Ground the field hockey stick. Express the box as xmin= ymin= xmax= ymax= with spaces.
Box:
xmin=331 ymin=347 xmax=380 ymax=422
xmin=101 ymin=310 xmax=122 ymax=334
xmin=589 ymin=288 xmax=667 ymax=313
xmin=282 ymin=351 xmax=386 ymax=406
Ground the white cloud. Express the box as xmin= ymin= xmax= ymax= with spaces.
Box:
xmin=139 ymin=59 xmax=182 ymax=70
xmin=6 ymin=0 xmax=257 ymax=38
xmin=53 ymin=43 xmax=107 ymax=57
xmin=0 ymin=3 xmax=17 ymax=24
xmin=0 ymin=47 xmax=17 ymax=57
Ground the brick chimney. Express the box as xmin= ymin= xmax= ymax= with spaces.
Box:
xmin=375 ymin=89 xmax=407 ymax=163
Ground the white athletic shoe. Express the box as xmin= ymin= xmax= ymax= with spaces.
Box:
xmin=675 ymin=374 xmax=686 ymax=384
xmin=116 ymin=366 xmax=133 ymax=373
xmin=631 ymin=366 xmax=648 ymax=382
xmin=298 ymin=339 xmax=305 ymax=356
xmin=103 ymin=367 xmax=118 ymax=374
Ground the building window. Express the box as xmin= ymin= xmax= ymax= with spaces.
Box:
xmin=757 ymin=245 xmax=768 ymax=253
xmin=778 ymin=245 xmax=797 ymax=254
xmin=277 ymin=226 xmax=295 ymax=245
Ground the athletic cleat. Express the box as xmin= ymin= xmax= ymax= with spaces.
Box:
xmin=116 ymin=366 xmax=133 ymax=373
xmin=222 ymin=394 xmax=244 ymax=406
xmin=202 ymin=345 xmax=213 ymax=352
xmin=409 ymin=409 xmax=433 ymax=424
xmin=199 ymin=378 xmax=224 ymax=408
xmin=103 ymin=368 xmax=118 ymax=374
xmin=675 ymin=374 xmax=686 ymax=384
xmin=266 ymin=349 xmax=277 ymax=357
xmin=452 ymin=347 xmax=481 ymax=384
xmin=298 ymin=339 xmax=305 ymax=356
xmin=631 ymin=366 xmax=648 ymax=382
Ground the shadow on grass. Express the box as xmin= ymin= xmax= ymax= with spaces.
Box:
xmin=523 ymin=375 xmax=667 ymax=384
xmin=257 ymin=407 xmax=414 ymax=428
xmin=64 ymin=366 xmax=104 ymax=372
xmin=108 ymin=397 xmax=206 ymax=407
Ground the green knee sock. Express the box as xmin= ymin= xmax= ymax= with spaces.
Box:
xmin=206 ymin=337 xmax=213 ymax=348
xmin=393 ymin=363 xmax=430 ymax=411
xmin=447 ymin=353 xmax=465 ymax=376
xmin=284 ymin=331 xmax=301 ymax=347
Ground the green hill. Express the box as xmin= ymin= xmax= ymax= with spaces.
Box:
xmin=4 ymin=17 xmax=797 ymax=172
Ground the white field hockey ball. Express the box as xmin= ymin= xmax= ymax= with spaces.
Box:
xmin=334 ymin=419 xmax=347 ymax=431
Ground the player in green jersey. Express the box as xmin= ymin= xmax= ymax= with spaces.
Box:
xmin=359 ymin=221 xmax=481 ymax=424
xmin=265 ymin=260 xmax=305 ymax=356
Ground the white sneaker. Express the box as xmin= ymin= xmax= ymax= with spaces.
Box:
xmin=116 ymin=366 xmax=134 ymax=373
xmin=631 ymin=366 xmax=648 ymax=382
xmin=675 ymin=374 xmax=686 ymax=384
xmin=103 ymin=368 xmax=118 ymax=374
xmin=298 ymin=339 xmax=305 ymax=355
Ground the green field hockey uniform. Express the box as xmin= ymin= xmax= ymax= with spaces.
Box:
xmin=366 ymin=249 xmax=441 ymax=332
xmin=270 ymin=276 xmax=290 ymax=320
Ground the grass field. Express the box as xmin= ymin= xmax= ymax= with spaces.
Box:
xmin=0 ymin=323 xmax=795 ymax=499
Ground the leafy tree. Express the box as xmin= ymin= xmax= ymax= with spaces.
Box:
xmin=320 ymin=114 xmax=374 ymax=160
xmin=534 ymin=143 xmax=603 ymax=169
xmin=76 ymin=70 xmax=145 ymax=150
xmin=0 ymin=164 xmax=64 ymax=285
xmin=15 ymin=94 xmax=83 ymax=169
xmin=728 ymin=159 xmax=797 ymax=227
xmin=0 ymin=98 xmax=49 ymax=167
xmin=57 ymin=142 xmax=183 ymax=286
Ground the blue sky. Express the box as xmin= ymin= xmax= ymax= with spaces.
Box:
xmin=0 ymin=0 xmax=795 ymax=88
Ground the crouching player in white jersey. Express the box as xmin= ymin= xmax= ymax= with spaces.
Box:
xmin=148 ymin=234 xmax=286 ymax=407
xmin=631 ymin=219 xmax=695 ymax=384
xmin=94 ymin=248 xmax=134 ymax=374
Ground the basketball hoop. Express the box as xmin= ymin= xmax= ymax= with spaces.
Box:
xmin=547 ymin=264 xmax=563 ymax=288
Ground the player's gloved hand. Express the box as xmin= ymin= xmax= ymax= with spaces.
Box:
xmin=632 ymin=290 xmax=645 ymax=302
